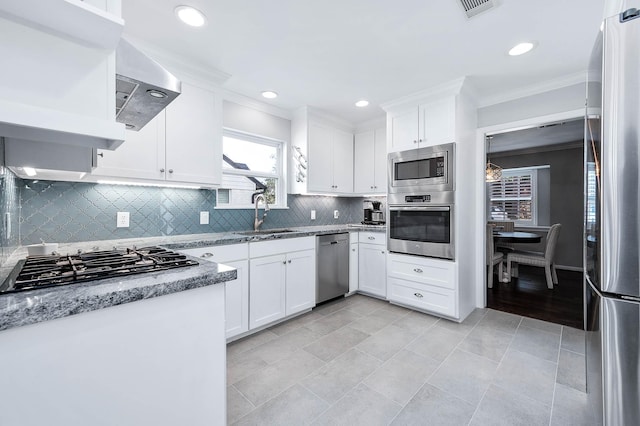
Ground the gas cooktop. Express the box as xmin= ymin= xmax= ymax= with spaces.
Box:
xmin=0 ymin=246 xmax=198 ymax=295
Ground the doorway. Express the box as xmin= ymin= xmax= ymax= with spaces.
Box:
xmin=484 ymin=118 xmax=584 ymax=329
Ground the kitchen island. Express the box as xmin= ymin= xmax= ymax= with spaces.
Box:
xmin=0 ymin=248 xmax=236 ymax=426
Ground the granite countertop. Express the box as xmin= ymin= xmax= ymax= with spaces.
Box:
xmin=0 ymin=224 xmax=385 ymax=332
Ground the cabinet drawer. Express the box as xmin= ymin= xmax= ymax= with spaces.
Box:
xmin=387 ymin=253 xmax=455 ymax=290
xmin=249 ymin=236 xmax=315 ymax=258
xmin=180 ymin=243 xmax=248 ymax=264
xmin=358 ymin=232 xmax=385 ymax=245
xmin=388 ymin=277 xmax=456 ymax=318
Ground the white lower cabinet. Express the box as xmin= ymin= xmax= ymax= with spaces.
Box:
xmin=249 ymin=237 xmax=316 ymax=330
xmin=387 ymin=253 xmax=457 ymax=318
xmin=358 ymin=232 xmax=387 ymax=298
xmin=249 ymin=254 xmax=287 ymax=329
xmin=178 ymin=244 xmax=249 ymax=340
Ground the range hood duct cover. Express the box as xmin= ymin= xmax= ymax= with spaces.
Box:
xmin=458 ymin=0 xmax=496 ymax=18
xmin=115 ymin=38 xmax=181 ymax=131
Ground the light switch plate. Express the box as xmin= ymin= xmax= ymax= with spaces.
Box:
xmin=116 ymin=212 xmax=130 ymax=228
xmin=333 ymin=210 xmax=339 ymax=219
xmin=311 ymin=210 xmax=316 ymax=220
xmin=200 ymin=211 xmax=210 ymax=225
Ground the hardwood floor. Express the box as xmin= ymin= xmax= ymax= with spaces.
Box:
xmin=487 ymin=265 xmax=584 ymax=329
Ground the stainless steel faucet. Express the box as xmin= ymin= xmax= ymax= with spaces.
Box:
xmin=254 ymin=193 xmax=270 ymax=231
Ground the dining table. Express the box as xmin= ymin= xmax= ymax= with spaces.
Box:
xmin=493 ymin=231 xmax=542 ymax=244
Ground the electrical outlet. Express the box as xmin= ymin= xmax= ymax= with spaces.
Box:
xmin=333 ymin=210 xmax=339 ymax=219
xmin=310 ymin=210 xmax=316 ymax=220
xmin=116 ymin=212 xmax=130 ymax=228
xmin=200 ymin=211 xmax=210 ymax=225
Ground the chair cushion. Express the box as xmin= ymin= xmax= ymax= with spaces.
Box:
xmin=507 ymin=250 xmax=546 ymax=267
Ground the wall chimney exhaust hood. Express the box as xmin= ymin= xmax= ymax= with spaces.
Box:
xmin=116 ymin=38 xmax=181 ymax=131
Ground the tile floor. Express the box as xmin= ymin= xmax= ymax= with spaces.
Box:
xmin=227 ymin=295 xmax=589 ymax=425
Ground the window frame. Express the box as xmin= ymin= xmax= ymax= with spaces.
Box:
xmin=489 ymin=166 xmax=543 ymax=226
xmin=216 ymin=128 xmax=288 ymax=209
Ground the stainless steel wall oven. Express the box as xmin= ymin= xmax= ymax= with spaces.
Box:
xmin=387 ymin=192 xmax=455 ymax=260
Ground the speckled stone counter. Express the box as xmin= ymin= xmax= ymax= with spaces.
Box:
xmin=0 ymin=224 xmax=384 ymax=331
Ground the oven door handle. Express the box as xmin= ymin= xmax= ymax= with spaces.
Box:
xmin=389 ymin=205 xmax=450 ymax=212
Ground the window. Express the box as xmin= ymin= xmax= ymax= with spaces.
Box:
xmin=217 ymin=130 xmax=286 ymax=208
xmin=489 ymin=167 xmax=539 ymax=225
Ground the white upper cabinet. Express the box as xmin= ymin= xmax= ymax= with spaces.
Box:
xmin=92 ymin=82 xmax=222 ymax=186
xmin=291 ymin=107 xmax=354 ymax=195
xmin=387 ymin=95 xmax=456 ymax=152
xmin=354 ymin=126 xmax=387 ymax=194
xmin=165 ymin=82 xmax=222 ymax=185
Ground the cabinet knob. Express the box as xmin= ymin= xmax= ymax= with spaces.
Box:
xmin=368 ymin=236 xmax=375 ymax=240
xmin=381 ymin=251 xmax=385 ymax=254
xmin=201 ymin=253 xmax=214 ymax=258
xmin=168 ymin=169 xmax=174 ymax=174
xmin=413 ymin=140 xmax=418 ymax=144
xmin=414 ymin=292 xmax=424 ymax=298
xmin=97 ymin=153 xmax=104 ymax=158
xmin=352 ymin=248 xmax=356 ymax=252
xmin=419 ymin=139 xmax=423 ymax=143
xmin=413 ymin=268 xmax=423 ymax=273
xmin=160 ymin=168 xmax=165 ymax=173
xmin=283 ymin=261 xmax=286 ymax=265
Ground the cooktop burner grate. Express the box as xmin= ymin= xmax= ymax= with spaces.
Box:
xmin=1 ymin=247 xmax=198 ymax=294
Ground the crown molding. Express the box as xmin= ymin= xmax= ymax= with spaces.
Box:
xmin=380 ymin=77 xmax=467 ymax=113
xmin=354 ymin=116 xmax=386 ymax=132
xmin=220 ymin=90 xmax=292 ymax=120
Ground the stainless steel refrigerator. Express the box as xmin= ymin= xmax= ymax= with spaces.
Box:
xmin=585 ymin=8 xmax=640 ymax=426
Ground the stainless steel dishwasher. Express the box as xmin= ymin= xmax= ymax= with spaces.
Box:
xmin=316 ymin=233 xmax=350 ymax=304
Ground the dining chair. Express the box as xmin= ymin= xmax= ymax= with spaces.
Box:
xmin=506 ymin=224 xmax=562 ymax=289
xmin=488 ymin=220 xmax=515 ymax=253
xmin=486 ymin=224 xmax=504 ymax=288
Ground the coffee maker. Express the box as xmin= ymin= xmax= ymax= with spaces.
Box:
xmin=363 ymin=200 xmax=385 ymax=225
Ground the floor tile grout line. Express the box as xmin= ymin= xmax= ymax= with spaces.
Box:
xmin=548 ymin=325 xmax=566 ymax=426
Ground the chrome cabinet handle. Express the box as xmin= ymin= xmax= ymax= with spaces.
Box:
xmin=168 ymin=169 xmax=174 ymax=173
xmin=414 ymin=292 xmax=423 ymax=298
xmin=419 ymin=139 xmax=423 ymax=143
xmin=413 ymin=140 xmax=418 ymax=144
xmin=201 ymin=253 xmax=214 ymax=258
xmin=160 ymin=168 xmax=165 ymax=173
xmin=381 ymin=251 xmax=385 ymax=254
xmin=288 ymin=259 xmax=292 ymax=263
xmin=368 ymin=236 xmax=375 ymax=240
xmin=352 ymin=248 xmax=356 ymax=252
xmin=413 ymin=268 xmax=423 ymax=273
xmin=97 ymin=153 xmax=104 ymax=157
xmin=282 ymin=261 xmax=286 ymax=264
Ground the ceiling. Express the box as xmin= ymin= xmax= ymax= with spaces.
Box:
xmin=121 ymin=0 xmax=605 ymax=125
xmin=488 ymin=119 xmax=584 ymax=153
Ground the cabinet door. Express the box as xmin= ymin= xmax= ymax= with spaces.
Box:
xmin=373 ymin=127 xmax=387 ymax=192
xmin=165 ymin=82 xmax=222 ymax=185
xmin=349 ymin=242 xmax=359 ymax=293
xmin=358 ymin=244 xmax=387 ymax=298
xmin=419 ymin=97 xmax=455 ymax=147
xmin=93 ymin=112 xmax=166 ymax=180
xmin=285 ymin=249 xmax=316 ymax=316
xmin=307 ymin=123 xmax=334 ymax=192
xmin=332 ymin=129 xmax=354 ymax=193
xmin=224 ymin=259 xmax=249 ymax=339
xmin=353 ymin=130 xmax=376 ymax=193
xmin=249 ymin=254 xmax=286 ymax=329
xmin=390 ymin=108 xmax=419 ymax=152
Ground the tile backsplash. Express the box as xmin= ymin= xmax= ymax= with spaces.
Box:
xmin=11 ymin=175 xmax=384 ymax=245
xmin=0 ymin=166 xmax=20 ymax=265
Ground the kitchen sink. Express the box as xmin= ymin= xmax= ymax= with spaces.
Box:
xmin=236 ymin=229 xmax=296 ymax=236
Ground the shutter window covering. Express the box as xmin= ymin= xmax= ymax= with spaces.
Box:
xmin=490 ymin=173 xmax=533 ymax=221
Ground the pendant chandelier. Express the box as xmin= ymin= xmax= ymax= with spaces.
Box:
xmin=485 ymin=136 xmax=502 ymax=182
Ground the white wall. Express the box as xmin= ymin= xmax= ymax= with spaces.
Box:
xmin=223 ymin=100 xmax=291 ymax=142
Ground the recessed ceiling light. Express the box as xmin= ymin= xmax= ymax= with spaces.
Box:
xmin=262 ymin=91 xmax=278 ymax=99
xmin=355 ymin=100 xmax=369 ymax=108
xmin=174 ymin=6 xmax=207 ymax=27
xmin=147 ymin=89 xmax=167 ymax=98
xmin=508 ymin=42 xmax=535 ymax=56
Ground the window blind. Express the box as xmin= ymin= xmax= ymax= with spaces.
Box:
xmin=489 ymin=173 xmax=533 ymax=221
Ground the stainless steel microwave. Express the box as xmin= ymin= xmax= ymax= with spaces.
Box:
xmin=388 ymin=143 xmax=455 ymax=194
